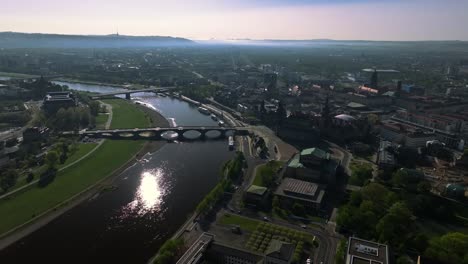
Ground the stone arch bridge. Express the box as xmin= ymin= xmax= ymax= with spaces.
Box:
xmin=65 ymin=126 xmax=250 ymax=141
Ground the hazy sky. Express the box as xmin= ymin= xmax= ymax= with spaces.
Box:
xmin=1 ymin=0 xmax=468 ymax=40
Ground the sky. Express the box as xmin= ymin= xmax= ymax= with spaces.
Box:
xmin=1 ymin=0 xmax=468 ymax=41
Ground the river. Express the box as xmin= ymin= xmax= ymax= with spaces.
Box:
xmin=0 ymin=82 xmax=234 ymax=263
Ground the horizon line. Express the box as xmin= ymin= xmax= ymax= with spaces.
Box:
xmin=1 ymin=31 xmax=467 ymax=42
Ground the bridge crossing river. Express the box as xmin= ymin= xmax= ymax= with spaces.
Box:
xmin=64 ymin=126 xmax=251 ymax=141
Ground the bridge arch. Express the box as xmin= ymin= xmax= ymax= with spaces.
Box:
xmin=205 ymin=129 xmax=222 ymax=139
xmin=118 ymin=132 xmax=135 ymax=138
xmin=160 ymin=130 xmax=179 ymax=141
xmin=182 ymin=130 xmax=203 ymax=140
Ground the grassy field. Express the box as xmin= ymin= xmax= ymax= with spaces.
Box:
xmin=0 ymin=71 xmax=38 ymax=78
xmin=9 ymin=143 xmax=98 ymax=192
xmin=252 ymin=161 xmax=283 ymax=187
xmin=105 ymin=99 xmax=150 ymax=129
xmin=94 ymin=113 xmax=109 ymax=129
xmin=58 ymin=143 xmax=98 ymax=169
xmin=218 ymin=213 xmax=261 ymax=232
xmin=0 ymin=99 xmax=148 ymax=235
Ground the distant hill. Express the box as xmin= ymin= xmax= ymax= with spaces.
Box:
xmin=201 ymin=39 xmax=468 ymax=48
xmin=0 ymin=32 xmax=194 ymax=48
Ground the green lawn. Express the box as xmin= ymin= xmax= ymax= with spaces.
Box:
xmin=218 ymin=213 xmax=261 ymax=232
xmin=94 ymin=113 xmax=109 ymax=129
xmin=252 ymin=161 xmax=284 ymax=187
xmin=0 ymin=71 xmax=38 ymax=78
xmin=58 ymin=143 xmax=97 ymax=169
xmin=104 ymin=99 xmax=150 ymax=129
xmin=0 ymin=99 xmax=148 ymax=235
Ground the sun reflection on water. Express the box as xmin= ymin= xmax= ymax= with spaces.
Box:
xmin=138 ymin=171 xmax=162 ymax=209
xmin=120 ymin=167 xmax=170 ymax=219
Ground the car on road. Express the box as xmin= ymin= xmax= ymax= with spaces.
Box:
xmin=263 ymin=216 xmax=270 ymax=222
xmin=300 ymin=224 xmax=307 ymax=229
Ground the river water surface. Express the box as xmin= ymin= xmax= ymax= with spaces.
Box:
xmin=0 ymin=82 xmax=234 ymax=263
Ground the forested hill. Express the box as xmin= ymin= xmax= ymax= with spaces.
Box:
xmin=0 ymin=32 xmax=194 ymax=48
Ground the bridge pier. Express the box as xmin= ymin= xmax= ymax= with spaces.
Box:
xmin=219 ymin=129 xmax=227 ymax=138
xmin=199 ymin=130 xmax=206 ymax=140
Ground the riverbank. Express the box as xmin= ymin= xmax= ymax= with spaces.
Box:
xmin=0 ymin=99 xmax=169 ymax=250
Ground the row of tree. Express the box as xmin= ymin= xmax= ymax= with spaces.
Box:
xmin=0 ymin=169 xmax=18 ymax=193
xmin=152 ymin=238 xmax=185 ymax=264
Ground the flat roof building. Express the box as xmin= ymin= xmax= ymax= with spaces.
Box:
xmin=274 ymin=178 xmax=325 ymax=210
xmin=377 ymin=141 xmax=396 ymax=170
xmin=176 ymin=233 xmax=214 ymax=264
xmin=346 ymin=237 xmax=389 ymax=264
xmin=244 ymin=185 xmax=269 ymax=207
xmin=43 ymin=91 xmax=76 ymax=112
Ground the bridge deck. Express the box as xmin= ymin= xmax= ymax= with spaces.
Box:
xmin=90 ymin=87 xmax=175 ymax=98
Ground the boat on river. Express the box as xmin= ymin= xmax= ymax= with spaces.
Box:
xmin=228 ymin=136 xmax=235 ymax=150
xmin=198 ymin=107 xmax=210 ymax=115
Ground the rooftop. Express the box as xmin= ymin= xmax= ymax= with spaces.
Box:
xmin=347 ymin=102 xmax=367 ymax=109
xmin=275 ymin=178 xmax=325 ymax=204
xmin=246 ymin=185 xmax=268 ymax=196
xmin=300 ymin=147 xmax=330 ymax=160
xmin=335 ymin=114 xmax=357 ymax=122
xmin=176 ymin=233 xmax=214 ymax=264
xmin=265 ymin=239 xmax=295 ymax=261
xmin=288 ymin=153 xmax=305 ymax=169
xmin=347 ymin=237 xmax=389 ymax=264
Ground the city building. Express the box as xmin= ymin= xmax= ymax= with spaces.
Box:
xmin=42 ymin=91 xmax=76 ymax=112
xmin=176 ymin=233 xmax=214 ymax=264
xmin=264 ymin=240 xmax=295 ymax=264
xmin=23 ymin=127 xmax=49 ymax=143
xmin=274 ymin=178 xmax=325 ymax=211
xmin=346 ymin=237 xmax=389 ymax=264
xmin=380 ymin=120 xmax=436 ymax=148
xmin=206 ymin=241 xmax=264 ymax=264
xmin=244 ymin=185 xmax=269 ymax=207
xmin=285 ymin=148 xmax=337 ymax=184
xmin=391 ymin=112 xmax=464 ymax=148
xmin=377 ymin=141 xmax=396 ymax=170
xmin=179 ymin=233 xmax=293 ymax=264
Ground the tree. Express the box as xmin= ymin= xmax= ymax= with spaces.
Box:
xmin=272 ymin=196 xmax=280 ymax=208
xmin=45 ymin=151 xmax=59 ymax=169
xmin=349 ymin=163 xmax=373 ymax=186
xmin=349 ymin=191 xmax=363 ymax=207
xmin=26 ymin=172 xmax=35 ymax=183
xmin=417 ymin=181 xmax=431 ymax=193
xmin=424 ymin=232 xmax=468 ymax=264
xmin=396 ymin=255 xmax=413 ymax=264
xmin=0 ymin=169 xmax=18 ymax=192
xmin=89 ymin=101 xmax=100 ymax=116
xmin=376 ymin=202 xmax=414 ymax=249
xmin=292 ymin=202 xmax=305 ymax=216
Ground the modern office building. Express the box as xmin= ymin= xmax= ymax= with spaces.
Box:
xmin=274 ymin=178 xmax=325 ymax=211
xmin=43 ymin=91 xmax=76 ymax=112
xmin=346 ymin=237 xmax=389 ymax=264
xmin=285 ymin=148 xmax=337 ymax=184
